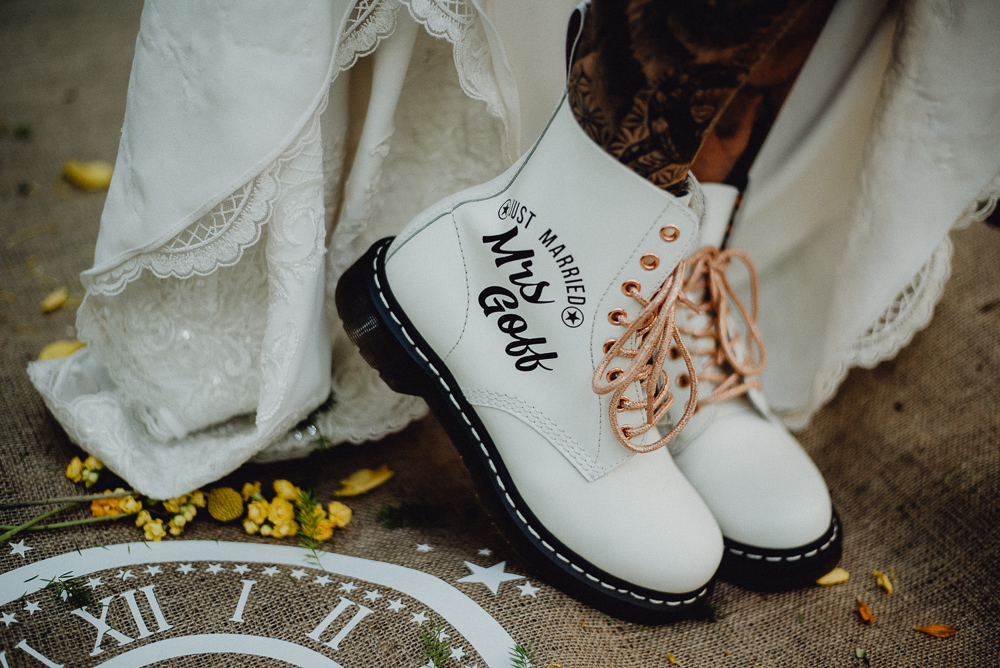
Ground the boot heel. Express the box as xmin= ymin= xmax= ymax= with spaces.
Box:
xmin=336 ymin=238 xmax=427 ymax=397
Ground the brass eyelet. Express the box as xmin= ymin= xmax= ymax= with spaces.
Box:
xmin=621 ymin=280 xmax=641 ymax=296
xmin=668 ymin=346 xmax=680 ymax=360
xmin=603 ymin=339 xmax=617 ymax=354
xmin=617 ymin=396 xmax=631 ymax=411
xmin=677 ymin=373 xmax=690 ymax=388
xmin=640 ymin=254 xmax=659 ymax=270
xmin=608 ymin=309 xmax=627 ymax=325
xmin=660 ymin=225 xmax=680 ymax=242
xmin=607 ymin=367 xmax=624 ymax=383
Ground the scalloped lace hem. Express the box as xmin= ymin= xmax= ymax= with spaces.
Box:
xmin=776 ymin=168 xmax=1000 ymax=429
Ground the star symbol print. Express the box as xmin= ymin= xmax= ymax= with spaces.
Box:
xmin=8 ymin=539 xmax=32 ymax=558
xmin=23 ymin=601 xmax=41 ymax=615
xmin=517 ymin=581 xmax=541 ymax=598
xmin=1 ymin=612 xmax=16 ymax=627
xmin=561 ymin=306 xmax=584 ymax=328
xmin=416 ymin=543 xmax=433 ymax=553
xmin=456 ymin=561 xmax=524 ymax=595
xmin=313 ymin=575 xmax=332 ymax=587
xmin=143 ymin=565 xmax=162 ymax=577
xmin=176 ymin=563 xmax=194 ymax=574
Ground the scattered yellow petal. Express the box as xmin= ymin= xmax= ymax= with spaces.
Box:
xmin=667 ymin=654 xmax=681 ymax=666
xmin=857 ymin=598 xmax=874 ymax=624
xmin=62 ymin=160 xmax=113 ymax=191
xmin=334 ymin=465 xmax=394 ymax=497
xmin=328 ymin=501 xmax=353 ymax=528
xmin=816 ymin=567 xmax=850 ymax=585
xmin=872 ymin=569 xmax=893 ymax=594
xmin=40 ymin=286 xmax=68 ymax=313
xmin=914 ymin=624 xmax=956 ymax=638
xmin=207 ymin=487 xmax=244 ymax=522
xmin=44 ymin=341 xmax=84 ymax=361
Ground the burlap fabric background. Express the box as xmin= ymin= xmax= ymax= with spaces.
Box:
xmin=2 ymin=2 xmax=998 ymax=666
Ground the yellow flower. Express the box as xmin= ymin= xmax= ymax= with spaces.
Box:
xmin=40 ymin=287 xmax=68 ymax=314
xmin=241 ymin=481 xmax=262 ymax=501
xmin=163 ymin=497 xmax=183 ymax=514
xmin=313 ymin=518 xmax=334 ymax=542
xmin=188 ymin=490 xmax=206 ymax=507
xmin=168 ymin=515 xmax=186 ymax=536
xmin=243 ymin=519 xmax=259 ymax=535
xmin=207 ymin=487 xmax=243 ymax=522
xmin=259 ymin=523 xmax=273 ymax=536
xmin=90 ymin=493 xmax=122 ymax=518
xmin=268 ymin=497 xmax=295 ymax=525
xmin=135 ymin=510 xmax=152 ymax=527
xmin=66 ymin=457 xmax=84 ymax=483
xmin=119 ymin=496 xmax=143 ymax=514
xmin=273 ymin=479 xmax=300 ymax=501
xmin=39 ymin=340 xmax=86 ymax=360
xmin=334 ymin=465 xmax=394 ymax=497
xmin=272 ymin=521 xmax=298 ymax=538
xmin=182 ymin=504 xmax=197 ymax=522
xmin=83 ymin=455 xmax=103 ymax=471
xmin=247 ymin=499 xmax=270 ymax=525
xmin=327 ymin=501 xmax=353 ymax=528
xmin=144 ymin=519 xmax=166 ymax=541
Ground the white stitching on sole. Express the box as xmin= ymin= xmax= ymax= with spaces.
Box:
xmin=725 ymin=518 xmax=840 ymax=562
xmin=369 ymin=246 xmax=708 ymax=608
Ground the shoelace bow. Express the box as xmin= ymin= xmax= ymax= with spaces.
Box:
xmin=592 ymin=246 xmax=765 ymax=454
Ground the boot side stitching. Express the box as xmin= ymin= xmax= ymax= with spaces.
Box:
xmin=373 ymin=246 xmax=708 ymax=606
xmin=725 ymin=516 xmax=839 ymax=562
xmin=443 ymin=212 xmax=472 ymax=361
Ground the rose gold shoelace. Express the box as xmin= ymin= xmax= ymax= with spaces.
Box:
xmin=678 ymin=246 xmax=765 ymax=406
xmin=592 ymin=247 xmax=766 ymax=453
xmin=592 ymin=261 xmax=700 ymax=453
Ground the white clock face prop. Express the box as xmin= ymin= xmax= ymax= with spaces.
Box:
xmin=0 ymin=541 xmax=520 ymax=667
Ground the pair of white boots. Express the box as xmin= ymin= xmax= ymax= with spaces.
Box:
xmin=336 ymin=93 xmax=841 ymax=623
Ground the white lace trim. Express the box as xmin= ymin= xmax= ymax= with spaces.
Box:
xmin=335 ymin=0 xmax=402 ymax=73
xmin=777 ymin=168 xmax=1000 ymax=429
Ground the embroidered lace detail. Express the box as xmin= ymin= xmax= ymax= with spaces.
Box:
xmin=402 ymin=0 xmax=505 ymax=121
xmin=777 ymin=168 xmax=1000 ymax=429
xmin=335 ymin=0 xmax=402 ymax=72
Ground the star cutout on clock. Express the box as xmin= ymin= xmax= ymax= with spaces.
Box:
xmin=477 ymin=548 xmax=492 ymax=557
xmin=8 ymin=539 xmax=32 ymax=558
xmin=117 ymin=569 xmax=135 ymax=581
xmin=363 ymin=589 xmax=382 ymax=602
xmin=23 ymin=601 xmax=41 ymax=615
xmin=410 ymin=611 xmax=428 ymax=625
xmin=143 ymin=565 xmax=162 ymax=577
xmin=313 ymin=575 xmax=332 ymax=587
xmin=516 ymin=581 xmax=540 ymax=598
xmin=338 ymin=581 xmax=358 ymax=593
xmin=449 ymin=646 xmax=466 ymax=661
xmin=456 ymin=561 xmax=524 ymax=595
xmin=289 ymin=568 xmax=308 ymax=581
xmin=232 ymin=564 xmax=251 ymax=575
xmin=262 ymin=566 xmax=280 ymax=577
xmin=386 ymin=598 xmax=406 ymax=612
xmin=205 ymin=564 xmax=224 ymax=575
xmin=177 ymin=563 xmax=194 ymax=574
xmin=416 ymin=543 xmax=433 ymax=553
xmin=84 ymin=576 xmax=103 ymax=590
xmin=1 ymin=612 xmax=16 ymax=627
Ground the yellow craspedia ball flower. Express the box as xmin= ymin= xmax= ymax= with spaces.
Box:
xmin=207 ymin=487 xmax=243 ymax=522
xmin=328 ymin=501 xmax=353 ymax=528
xmin=144 ymin=519 xmax=166 ymax=542
xmin=66 ymin=456 xmax=84 ymax=483
xmin=39 ymin=340 xmax=85 ymax=360
xmin=268 ymin=497 xmax=295 ymax=525
xmin=273 ymin=479 xmax=300 ymax=501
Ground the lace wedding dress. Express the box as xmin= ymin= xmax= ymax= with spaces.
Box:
xmin=28 ymin=0 xmax=1000 ymax=497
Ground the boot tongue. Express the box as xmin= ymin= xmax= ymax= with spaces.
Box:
xmin=697 ymin=183 xmax=739 ymax=249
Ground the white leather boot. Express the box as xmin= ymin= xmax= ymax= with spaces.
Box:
xmin=336 ymin=93 xmax=724 ymax=622
xmin=659 ymin=184 xmax=842 ymax=590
